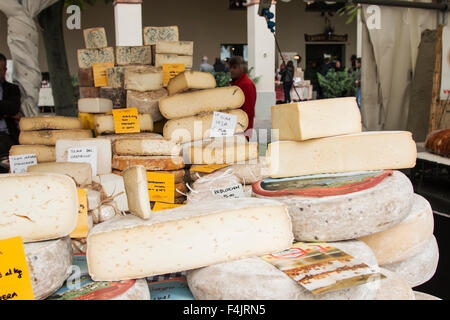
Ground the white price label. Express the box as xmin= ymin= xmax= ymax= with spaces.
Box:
xmin=67 ymin=147 xmax=97 ymax=176
xmin=211 ymin=184 xmax=244 ymax=199
xmin=210 ymin=111 xmax=237 ymax=137
xmin=9 ymin=154 xmax=37 ymax=174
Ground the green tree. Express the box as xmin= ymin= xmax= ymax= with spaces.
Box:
xmin=317 ymin=69 xmax=357 ymax=98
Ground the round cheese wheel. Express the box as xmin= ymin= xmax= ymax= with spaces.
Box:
xmin=24 ymin=236 xmax=73 ymax=300
xmin=254 ymin=170 xmax=413 ymax=242
xmin=413 ymin=291 xmax=441 ymax=300
xmin=359 ymin=194 xmax=434 ymax=265
xmin=383 ymin=236 xmax=439 ymax=288
xmin=373 ymin=268 xmax=415 ymax=300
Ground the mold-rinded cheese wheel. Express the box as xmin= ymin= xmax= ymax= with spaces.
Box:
xmin=24 ymin=237 xmax=73 ymax=300
xmin=19 ymin=116 xmax=83 ymax=131
xmin=188 ymin=139 xmax=259 ymax=165
xmin=83 ymin=27 xmax=108 ymax=49
xmin=155 ymin=41 xmax=193 ymax=56
xmin=27 ymin=162 xmax=92 ymax=186
xmin=78 ymin=68 xmax=94 ymax=87
xmin=92 ymin=173 xmax=128 ymax=212
xmin=113 ymin=137 xmax=181 ymax=156
xmin=19 ymin=130 xmax=93 ymax=146
xmin=358 ymin=194 xmax=434 ymax=265
xmin=86 ymin=198 xmax=293 ymax=281
xmin=373 ymin=268 xmax=415 ymax=300
xmin=9 ymin=145 xmax=56 ymax=163
xmin=79 ymin=87 xmax=100 ymax=99
xmin=254 ymin=170 xmax=414 ymax=242
xmin=154 ymin=54 xmax=193 ymax=69
xmin=123 ymin=166 xmax=152 ymax=219
xmin=163 ymin=109 xmax=248 ymax=144
xmin=112 ymin=155 xmax=185 ymax=171
xmin=267 ymin=131 xmax=417 ymax=178
xmin=271 ymin=97 xmax=362 ymax=141
xmin=159 ymin=86 xmax=244 ymax=119
xmin=143 ymin=26 xmax=179 ymax=45
xmin=78 ymin=98 xmax=113 ymax=113
xmin=115 ymin=46 xmax=152 ymax=66
xmin=77 ymin=47 xmax=114 ymax=69
xmin=383 ymin=236 xmax=439 ymax=288
xmin=187 ymin=240 xmax=381 ymax=300
xmin=113 ymin=168 xmax=186 ymax=184
xmin=0 ymin=173 xmax=78 ymax=242
xmin=55 ymin=138 xmax=112 ymax=175
xmin=167 ymin=70 xmax=216 ymax=96
xmin=126 ymin=89 xmax=167 ymax=122
xmin=94 ymin=113 xmax=153 ymax=135
xmin=413 ymin=291 xmax=442 ymax=300
xmin=124 ymin=68 xmax=163 ymax=92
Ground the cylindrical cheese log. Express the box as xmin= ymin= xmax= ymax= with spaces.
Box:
xmin=167 ymin=70 xmax=216 ymax=96
xmin=19 ymin=130 xmax=93 ymax=146
xmin=112 ymin=155 xmax=185 ymax=171
xmin=159 ymin=86 xmax=245 ymax=119
xmin=113 ymin=137 xmax=181 ymax=156
xmin=9 ymin=145 xmax=56 ymax=162
xmin=27 ymin=162 xmax=92 ymax=186
xmin=86 ymin=198 xmax=294 ymax=281
xmin=79 ymin=87 xmax=100 ymax=99
xmin=163 ymin=109 xmax=249 ymax=143
xmin=358 ymin=193 xmax=434 ymax=265
xmin=0 ymin=173 xmax=78 ymax=242
xmin=94 ymin=113 xmax=153 ymax=135
xmin=78 ymin=98 xmax=113 ymax=113
xmin=19 ymin=116 xmax=83 ymax=131
xmin=126 ymin=89 xmax=167 ymax=122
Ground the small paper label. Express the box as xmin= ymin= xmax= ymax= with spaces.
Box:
xmin=0 ymin=236 xmax=35 ymax=300
xmin=70 ymin=189 xmax=89 ymax=239
xmin=162 ymin=64 xmax=185 ymax=86
xmin=190 ymin=164 xmax=230 ymax=173
xmin=67 ymin=146 xmax=97 ymax=177
xmin=211 ymin=184 xmax=244 ymax=199
xmin=93 ymin=62 xmax=114 ymax=87
xmin=9 ymin=154 xmax=37 ymax=174
xmin=152 ymin=202 xmax=185 ymax=211
xmin=112 ymin=108 xmax=140 ymax=134
xmin=147 ymin=172 xmax=175 ymax=204
xmin=210 ymin=111 xmax=237 ymax=137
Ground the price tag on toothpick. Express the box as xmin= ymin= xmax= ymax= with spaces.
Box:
xmin=9 ymin=154 xmax=37 ymax=174
xmin=112 ymin=108 xmax=140 ymax=134
xmin=210 ymin=111 xmax=237 ymax=137
xmin=70 ymin=189 xmax=89 ymax=239
xmin=67 ymin=146 xmax=97 ymax=176
xmin=0 ymin=236 xmax=35 ymax=300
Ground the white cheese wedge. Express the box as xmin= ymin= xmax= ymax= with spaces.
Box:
xmin=113 ymin=137 xmax=181 ymax=156
xmin=92 ymin=173 xmax=128 ymax=212
xmin=188 ymin=139 xmax=258 ymax=165
xmin=167 ymin=70 xmax=216 ymax=96
xmin=154 ymin=54 xmax=193 ymax=69
xmin=86 ymin=198 xmax=293 ymax=281
xmin=123 ymin=166 xmax=152 ymax=220
xmin=83 ymin=27 xmax=108 ymax=49
xmin=267 ymin=131 xmax=417 ymax=178
xmin=124 ymin=68 xmax=163 ymax=92
xmin=0 ymin=173 xmax=78 ymax=243
xmin=155 ymin=41 xmax=193 ymax=55
xmin=9 ymin=145 xmax=56 ymax=163
xmin=94 ymin=113 xmax=153 ymax=135
xmin=27 ymin=162 xmax=92 ymax=186
xmin=143 ymin=26 xmax=179 ymax=45
xmin=19 ymin=130 xmax=93 ymax=146
xmin=78 ymin=98 xmax=113 ymax=113
xmin=19 ymin=116 xmax=83 ymax=131
xmin=126 ymin=89 xmax=167 ymax=122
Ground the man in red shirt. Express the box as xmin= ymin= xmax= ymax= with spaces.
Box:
xmin=229 ymin=56 xmax=257 ymax=138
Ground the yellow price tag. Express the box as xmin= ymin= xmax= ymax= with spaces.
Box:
xmin=147 ymin=172 xmax=175 ymax=204
xmin=70 ymin=188 xmax=89 ymax=239
xmin=190 ymin=164 xmax=230 ymax=173
xmin=93 ymin=62 xmax=114 ymax=87
xmin=0 ymin=236 xmax=35 ymax=300
xmin=112 ymin=108 xmax=140 ymax=134
xmin=152 ymin=202 xmax=185 ymax=211
xmin=162 ymin=63 xmax=185 ymax=86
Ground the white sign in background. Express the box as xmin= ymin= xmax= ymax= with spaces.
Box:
xmin=210 ymin=111 xmax=237 ymax=138
xmin=9 ymin=154 xmax=37 ymax=174
xmin=67 ymin=147 xmax=97 ymax=177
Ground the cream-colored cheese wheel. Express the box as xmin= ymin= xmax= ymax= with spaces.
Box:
xmin=373 ymin=268 xmax=415 ymax=300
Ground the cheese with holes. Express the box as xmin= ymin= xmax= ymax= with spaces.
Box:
xmin=78 ymin=68 xmax=94 ymax=87
xmin=79 ymin=87 xmax=100 ymax=98
xmin=123 ymin=166 xmax=151 ymax=219
xmin=27 ymin=162 xmax=92 ymax=186
xmin=143 ymin=26 xmax=179 ymax=45
xmin=115 ymin=46 xmax=152 ymax=66
xmin=78 ymin=98 xmax=113 ymax=113
xmin=160 ymin=86 xmax=244 ymax=119
xmin=55 ymin=138 xmax=112 ymax=175
xmin=126 ymin=89 xmax=167 ymax=122
xmin=0 ymin=173 xmax=78 ymax=242
xmin=155 ymin=41 xmax=193 ymax=55
xmin=107 ymin=66 xmax=126 ymax=88
xmin=92 ymin=173 xmax=128 ymax=212
xmin=9 ymin=145 xmax=56 ymax=163
xmin=154 ymin=54 xmax=193 ymax=69
xmin=124 ymin=68 xmax=163 ymax=92
xmin=94 ymin=113 xmax=153 ymax=135
xmin=19 ymin=130 xmax=93 ymax=146
xmin=24 ymin=237 xmax=72 ymax=300
xmin=358 ymin=193 xmax=434 ymax=265
xmin=167 ymin=70 xmax=216 ymax=96
xmin=86 ymin=198 xmax=293 ymax=280
xmin=267 ymin=131 xmax=417 ymax=178
xmin=77 ymin=47 xmax=114 ymax=69
xmin=83 ymin=27 xmax=108 ymax=48
xmin=19 ymin=116 xmax=83 ymax=131
xmin=271 ymin=97 xmax=362 ymax=141
xmin=96 ymin=132 xmax=163 ymax=142
xmin=188 ymin=139 xmax=258 ymax=165
xmin=99 ymin=87 xmax=126 ymax=108
xmin=112 ymin=155 xmax=184 ymax=171
xmin=113 ymin=137 xmax=181 ymax=156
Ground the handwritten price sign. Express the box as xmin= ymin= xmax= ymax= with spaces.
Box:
xmin=210 ymin=112 xmax=237 ymax=137
xmin=112 ymin=108 xmax=140 ymax=134
xmin=162 ymin=64 xmax=185 ymax=86
xmin=147 ymin=172 xmax=175 ymax=204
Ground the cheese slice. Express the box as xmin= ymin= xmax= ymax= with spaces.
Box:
xmin=126 ymin=89 xmax=167 ymax=122
xmin=143 ymin=26 xmax=179 ymax=46
xmin=267 ymin=131 xmax=417 ymax=178
xmin=0 ymin=173 xmax=78 ymax=242
xmin=99 ymin=87 xmax=126 ymax=108
xmin=27 ymin=162 xmax=92 ymax=186
xmin=163 ymin=109 xmax=248 ymax=143
xmin=124 ymin=68 xmax=163 ymax=92
xmin=271 ymin=97 xmax=362 ymax=141
xmin=188 ymin=139 xmax=258 ymax=165
xmin=96 ymin=132 xmax=163 ymax=143
xmin=83 ymin=27 xmax=108 ymax=48
xmin=112 ymin=155 xmax=185 ymax=171
xmin=154 ymin=54 xmax=193 ymax=69
xmin=167 ymin=70 xmax=216 ymax=96
xmin=19 ymin=116 xmax=83 ymax=131
xmin=115 ymin=46 xmax=152 ymax=66
xmin=79 ymin=87 xmax=100 ymax=99
xmin=123 ymin=165 xmax=152 ymax=219
xmin=9 ymin=145 xmax=56 ymax=163
xmin=113 ymin=137 xmax=181 ymax=156
xmin=86 ymin=198 xmax=293 ymax=280
xmin=94 ymin=113 xmax=153 ymax=135
xmin=77 ymin=47 xmax=115 ymax=69
xmin=78 ymin=98 xmax=113 ymax=113
xmin=19 ymin=130 xmax=93 ymax=146
xmin=92 ymin=173 xmax=128 ymax=212
xmin=155 ymin=41 xmax=193 ymax=55
xmin=78 ymin=68 xmax=94 ymax=87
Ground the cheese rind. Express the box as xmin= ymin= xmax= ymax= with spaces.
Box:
xmin=188 ymin=139 xmax=258 ymax=165
xmin=77 ymin=47 xmax=115 ymax=69
xmin=99 ymin=87 xmax=126 ymax=108
xmin=19 ymin=116 xmax=83 ymax=131
xmin=126 ymin=89 xmax=167 ymax=122
xmin=92 ymin=173 xmax=128 ymax=212
xmin=115 ymin=46 xmax=152 ymax=66
xmin=9 ymin=145 xmax=56 ymax=163
xmin=155 ymin=41 xmax=193 ymax=55
xmin=78 ymin=68 xmax=95 ymax=87
xmin=167 ymin=70 xmax=216 ymax=96
xmin=18 ymin=130 xmax=93 ymax=146
xmin=267 ymin=131 xmax=417 ymax=178
xmin=143 ymin=26 xmax=179 ymax=45
xmin=27 ymin=162 xmax=92 ymax=186
xmin=0 ymin=173 xmax=78 ymax=242
xmin=112 ymin=155 xmax=185 ymax=171
xmin=94 ymin=113 xmax=153 ymax=135
xmin=271 ymin=97 xmax=362 ymax=141
xmin=113 ymin=137 xmax=181 ymax=156
xmin=78 ymin=98 xmax=113 ymax=113
xmin=123 ymin=166 xmax=152 ymax=219
xmin=86 ymin=198 xmax=293 ymax=280
xmin=124 ymin=68 xmax=163 ymax=92
xmin=96 ymin=132 xmax=163 ymax=143
xmin=154 ymin=54 xmax=193 ymax=69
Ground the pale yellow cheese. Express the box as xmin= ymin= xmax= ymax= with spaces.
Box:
xmin=167 ymin=70 xmax=217 ymax=96
xmin=154 ymin=54 xmax=193 ymax=69
xmin=18 ymin=130 xmax=93 ymax=146
xmin=188 ymin=139 xmax=258 ymax=165
xmin=123 ymin=165 xmax=152 ymax=220
xmin=113 ymin=137 xmax=181 ymax=156
xmin=78 ymin=98 xmax=113 ymax=113
xmin=155 ymin=41 xmax=193 ymax=56
xmin=19 ymin=116 xmax=82 ymax=131
xmin=124 ymin=68 xmax=163 ymax=92
xmin=94 ymin=114 xmax=153 ymax=135
xmin=9 ymin=145 xmax=56 ymax=163
xmin=126 ymin=89 xmax=167 ymax=122
xmin=27 ymin=162 xmax=92 ymax=186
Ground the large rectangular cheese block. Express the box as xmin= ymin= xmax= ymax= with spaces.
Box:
xmin=94 ymin=113 xmax=153 ymax=135
xmin=154 ymin=54 xmax=193 ymax=69
xmin=126 ymin=89 xmax=166 ymax=122
xmin=115 ymin=46 xmax=152 ymax=66
xmin=113 ymin=137 xmax=181 ymax=156
xmin=123 ymin=165 xmax=152 ymax=220
xmin=19 ymin=130 xmax=93 ymax=146
xmin=27 ymin=162 xmax=92 ymax=186
xmin=79 ymin=87 xmax=100 ymax=99
xmin=167 ymin=70 xmax=216 ymax=96
xmin=78 ymin=68 xmax=94 ymax=87
xmin=155 ymin=41 xmax=193 ymax=56
xmin=266 ymin=131 xmax=417 ymax=178
xmin=143 ymin=26 xmax=179 ymax=46
xmin=86 ymin=198 xmax=293 ymax=280
xmin=78 ymin=98 xmax=113 ymax=113
xmin=107 ymin=66 xmax=126 ymax=88
xmin=99 ymin=87 xmax=126 ymax=108
xmin=159 ymin=86 xmax=244 ymax=119
xmin=83 ymin=27 xmax=108 ymax=49
xmin=124 ymin=68 xmax=163 ymax=92
xmin=19 ymin=116 xmax=83 ymax=131
xmin=188 ymin=139 xmax=259 ymax=165
xmin=163 ymin=109 xmax=249 ymax=143
xmin=9 ymin=144 xmax=56 ymax=163
xmin=112 ymin=155 xmax=185 ymax=171
xmin=92 ymin=173 xmax=128 ymax=212
xmin=77 ymin=47 xmax=115 ymax=69
xmin=271 ymin=97 xmax=362 ymax=141
xmin=0 ymin=173 xmax=78 ymax=243
xmin=55 ymin=138 xmax=112 ymax=175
